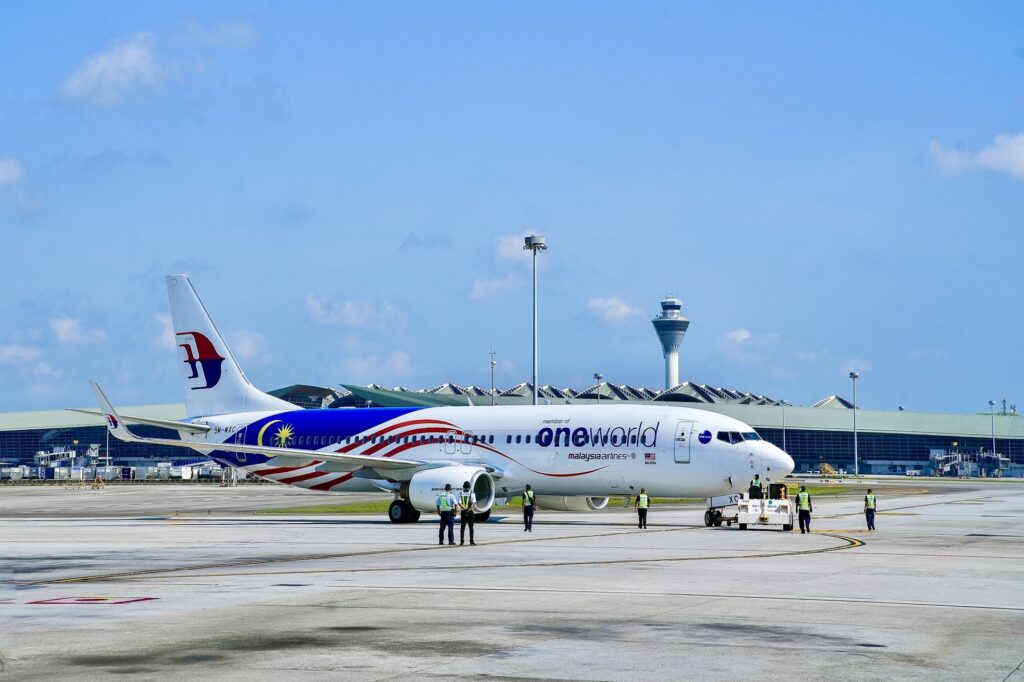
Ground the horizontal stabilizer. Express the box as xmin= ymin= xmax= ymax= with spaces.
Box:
xmin=65 ymin=408 xmax=210 ymax=434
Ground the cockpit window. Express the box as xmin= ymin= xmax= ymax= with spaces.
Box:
xmin=717 ymin=431 xmax=745 ymax=445
xmin=742 ymin=432 xmax=762 ymax=441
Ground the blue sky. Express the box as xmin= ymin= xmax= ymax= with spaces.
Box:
xmin=1 ymin=2 xmax=1022 ymax=414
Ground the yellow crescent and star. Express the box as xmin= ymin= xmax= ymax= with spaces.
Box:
xmin=257 ymin=419 xmax=295 ymax=448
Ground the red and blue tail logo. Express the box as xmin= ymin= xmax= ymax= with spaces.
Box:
xmin=175 ymin=331 xmax=225 ymax=390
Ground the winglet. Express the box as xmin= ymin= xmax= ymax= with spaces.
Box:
xmin=89 ymin=381 xmax=140 ymax=443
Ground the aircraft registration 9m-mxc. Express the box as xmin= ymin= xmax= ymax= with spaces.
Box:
xmin=83 ymin=275 xmax=794 ymax=523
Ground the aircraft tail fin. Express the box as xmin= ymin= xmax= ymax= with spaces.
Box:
xmin=165 ymin=274 xmax=297 ymax=418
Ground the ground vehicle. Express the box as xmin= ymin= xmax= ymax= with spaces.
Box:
xmin=707 ymin=483 xmax=793 ymax=531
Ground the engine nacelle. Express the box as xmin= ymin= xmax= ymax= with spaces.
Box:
xmin=534 ymin=495 xmax=610 ymax=512
xmin=408 ymin=465 xmax=495 ymax=514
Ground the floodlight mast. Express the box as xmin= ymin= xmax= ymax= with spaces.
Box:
xmin=849 ymin=372 xmax=860 ymax=476
xmin=523 ymin=235 xmax=547 ymax=406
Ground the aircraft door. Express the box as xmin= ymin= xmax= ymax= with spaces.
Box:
xmin=674 ymin=420 xmax=694 ymax=463
xmin=233 ymin=425 xmax=247 ymax=464
xmin=459 ymin=432 xmax=473 ymax=456
xmin=444 ymin=431 xmax=458 ymax=456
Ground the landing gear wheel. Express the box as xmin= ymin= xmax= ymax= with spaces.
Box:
xmin=388 ymin=500 xmax=420 ymax=524
xmin=704 ymin=510 xmax=713 ymax=527
xmin=739 ymin=523 xmax=747 ymax=530
xmin=475 ymin=509 xmax=491 ymax=522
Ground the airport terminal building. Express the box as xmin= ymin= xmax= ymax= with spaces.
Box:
xmin=1 ymin=381 xmax=1022 ymax=479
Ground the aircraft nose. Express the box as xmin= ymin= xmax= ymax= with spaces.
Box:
xmin=773 ymin=444 xmax=795 ymax=477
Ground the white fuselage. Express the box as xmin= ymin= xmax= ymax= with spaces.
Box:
xmin=191 ymin=404 xmax=794 ymax=499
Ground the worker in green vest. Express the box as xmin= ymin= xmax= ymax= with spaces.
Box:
xmin=634 ymin=488 xmax=650 ymax=529
xmin=459 ymin=480 xmax=477 ymax=546
xmin=436 ymin=483 xmax=457 ymax=545
xmin=522 ymin=484 xmax=536 ymax=532
xmin=864 ymin=488 xmax=877 ymax=531
xmin=796 ymin=485 xmax=812 ymax=534
xmin=748 ymin=474 xmax=763 ymax=500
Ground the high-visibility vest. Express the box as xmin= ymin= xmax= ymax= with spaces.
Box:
xmin=750 ymin=479 xmax=762 ymax=489
xmin=460 ymin=492 xmax=473 ymax=509
xmin=523 ymin=490 xmax=535 ymax=506
xmin=638 ymin=493 xmax=649 ymax=509
xmin=797 ymin=492 xmax=810 ymax=511
xmin=437 ymin=493 xmax=452 ymax=511
xmin=865 ymin=494 xmax=876 ymax=510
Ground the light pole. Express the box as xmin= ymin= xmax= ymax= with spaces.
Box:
xmin=489 ymin=350 xmax=496 ymax=407
xmin=523 ymin=235 xmax=547 ymax=406
xmin=780 ymin=400 xmax=787 ymax=454
xmin=849 ymin=372 xmax=859 ymax=476
xmin=594 ymin=372 xmax=603 ymax=405
xmin=989 ymin=400 xmax=996 ymax=456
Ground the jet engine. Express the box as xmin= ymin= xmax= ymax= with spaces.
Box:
xmin=534 ymin=496 xmax=610 ymax=512
xmin=407 ymin=465 xmax=495 ymax=514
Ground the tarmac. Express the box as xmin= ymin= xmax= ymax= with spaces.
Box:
xmin=1 ymin=480 xmax=1022 ymax=680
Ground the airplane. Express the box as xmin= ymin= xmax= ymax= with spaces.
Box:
xmin=83 ymin=274 xmax=795 ymax=523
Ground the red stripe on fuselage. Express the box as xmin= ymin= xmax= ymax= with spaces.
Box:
xmin=338 ymin=419 xmax=456 ymax=453
xmin=278 ymin=470 xmax=331 ymax=485
xmin=259 ymin=460 xmax=322 ymax=476
xmin=309 ymin=473 xmax=354 ymax=491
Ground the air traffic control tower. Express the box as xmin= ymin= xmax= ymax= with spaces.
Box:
xmin=652 ymin=296 xmax=689 ymax=390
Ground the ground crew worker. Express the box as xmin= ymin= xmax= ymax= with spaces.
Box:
xmin=797 ymin=485 xmax=812 ymax=534
xmin=436 ymin=483 xmax=457 ymax=545
xmin=522 ymin=484 xmax=536 ymax=532
xmin=864 ymin=488 xmax=877 ymax=531
xmin=749 ymin=474 xmax=763 ymax=500
xmin=634 ymin=488 xmax=650 ymax=529
xmin=459 ymin=480 xmax=477 ymax=546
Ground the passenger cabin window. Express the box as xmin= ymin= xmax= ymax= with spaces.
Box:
xmin=506 ymin=435 xmax=512 ymax=444
xmin=515 ymin=435 xmax=522 ymax=444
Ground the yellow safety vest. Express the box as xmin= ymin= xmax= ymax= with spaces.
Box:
xmin=750 ymin=479 xmax=762 ymax=489
xmin=460 ymin=492 xmax=472 ymax=509
xmin=437 ymin=493 xmax=452 ymax=511
xmin=865 ymin=494 xmax=876 ymax=510
xmin=523 ymin=490 xmax=535 ymax=506
xmin=797 ymin=492 xmax=810 ymax=511
xmin=638 ymin=493 xmax=649 ymax=509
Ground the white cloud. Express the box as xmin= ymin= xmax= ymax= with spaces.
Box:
xmin=496 ymin=231 xmax=538 ymax=264
xmin=0 ymin=158 xmax=24 ymax=187
xmin=724 ymin=328 xmax=752 ymax=344
xmin=344 ymin=351 xmax=413 ymax=382
xmin=228 ymin=329 xmax=267 ymax=362
xmin=587 ymin=296 xmax=640 ymax=323
xmin=49 ymin=316 xmax=107 ymax=345
xmin=468 ymin=274 xmax=522 ymax=300
xmin=839 ymin=357 xmax=873 ymax=375
xmin=62 ymin=33 xmax=169 ymax=105
xmin=0 ymin=345 xmax=42 ymax=364
xmin=31 ymin=361 xmax=63 ymax=379
xmin=174 ymin=20 xmax=257 ymax=49
xmin=929 ymin=133 xmax=1024 ymax=181
xmin=153 ymin=314 xmax=175 ymax=351
xmin=305 ymin=293 xmax=401 ymax=329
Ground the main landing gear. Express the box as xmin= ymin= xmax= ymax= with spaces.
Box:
xmin=388 ymin=499 xmax=421 ymax=524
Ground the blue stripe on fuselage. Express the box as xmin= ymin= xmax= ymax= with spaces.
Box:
xmin=212 ymin=407 xmax=425 ymax=467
